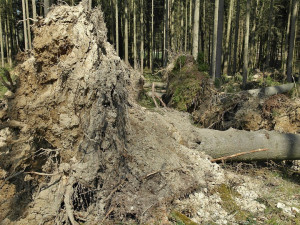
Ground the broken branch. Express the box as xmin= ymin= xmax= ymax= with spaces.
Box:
xmin=210 ymin=148 xmax=269 ymax=162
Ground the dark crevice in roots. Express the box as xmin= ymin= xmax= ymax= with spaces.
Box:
xmin=72 ymin=182 xmax=96 ymax=212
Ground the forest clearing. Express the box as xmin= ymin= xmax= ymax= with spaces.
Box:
xmin=0 ymin=0 xmax=299 ymax=224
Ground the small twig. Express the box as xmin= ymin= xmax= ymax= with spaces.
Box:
xmin=105 ymin=180 xmax=125 ymax=202
xmin=25 ymin=171 xmax=59 ymax=176
xmin=143 ymin=170 xmax=162 ymax=179
xmin=152 ymin=82 xmax=159 ymax=108
xmin=101 ymin=207 xmax=115 ymax=223
xmin=210 ymin=148 xmax=269 ymax=162
xmin=17 ymin=18 xmax=38 ymax=24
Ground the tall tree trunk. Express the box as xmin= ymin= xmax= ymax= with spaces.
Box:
xmin=242 ymin=0 xmax=250 ymax=88
xmin=22 ymin=0 xmax=29 ymax=51
xmin=192 ymin=0 xmax=200 ymax=60
xmin=223 ymin=0 xmax=234 ymax=75
xmin=124 ymin=0 xmax=129 ymax=64
xmin=26 ymin=0 xmax=32 ymax=50
xmin=133 ymin=0 xmax=137 ymax=69
xmin=141 ymin=0 xmax=144 ymax=73
xmin=150 ymin=0 xmax=154 ymax=72
xmin=185 ymin=0 xmax=188 ymax=52
xmin=287 ymin=0 xmax=299 ymax=82
xmin=32 ymin=0 xmax=37 ymax=21
xmin=180 ymin=0 xmax=184 ymax=51
xmin=202 ymin=0 xmax=206 ymax=62
xmin=233 ymin=0 xmax=240 ymax=74
xmin=265 ymin=0 xmax=274 ymax=67
xmin=0 ymin=10 xmax=4 ymax=67
xmin=283 ymin=0 xmax=292 ymax=75
xmin=189 ymin=0 xmax=192 ymax=52
xmin=115 ymin=0 xmax=119 ymax=55
xmin=215 ymin=0 xmax=224 ymax=79
xmin=44 ymin=0 xmax=50 ymax=17
xmin=163 ymin=0 xmax=169 ymax=67
xmin=249 ymin=0 xmax=259 ymax=70
xmin=211 ymin=0 xmax=219 ymax=79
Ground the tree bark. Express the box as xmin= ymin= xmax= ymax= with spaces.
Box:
xmin=193 ymin=128 xmax=300 ymax=160
xmin=242 ymin=0 xmax=250 ymax=88
xmin=287 ymin=0 xmax=299 ymax=82
xmin=192 ymin=0 xmax=200 ymax=60
xmin=32 ymin=0 xmax=37 ymax=21
xmin=124 ymin=0 xmax=129 ymax=65
xmin=0 ymin=9 xmax=4 ymax=67
xmin=283 ymin=0 xmax=292 ymax=76
xmin=232 ymin=0 xmax=240 ymax=74
xmin=44 ymin=0 xmax=50 ymax=17
xmin=150 ymin=0 xmax=154 ymax=73
xmin=223 ymin=0 xmax=234 ymax=75
xmin=26 ymin=0 xmax=32 ymax=50
xmin=245 ymin=83 xmax=295 ymax=97
xmin=163 ymin=0 xmax=169 ymax=67
xmin=215 ymin=0 xmax=224 ymax=79
xmin=140 ymin=0 xmax=144 ymax=73
xmin=115 ymin=0 xmax=119 ymax=55
xmin=133 ymin=0 xmax=137 ymax=69
xmin=189 ymin=0 xmax=192 ymax=52
xmin=211 ymin=0 xmax=219 ymax=80
xmin=265 ymin=0 xmax=274 ymax=68
xmin=22 ymin=0 xmax=29 ymax=51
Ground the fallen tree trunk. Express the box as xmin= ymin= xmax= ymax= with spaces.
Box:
xmin=246 ymin=83 xmax=295 ymax=97
xmin=192 ymin=128 xmax=300 ymax=160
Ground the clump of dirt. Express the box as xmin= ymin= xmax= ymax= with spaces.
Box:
xmin=236 ymin=94 xmax=300 ymax=133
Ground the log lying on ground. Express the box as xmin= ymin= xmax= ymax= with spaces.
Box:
xmin=191 ymin=128 xmax=300 ymax=160
xmin=143 ymin=81 xmax=167 ymax=89
xmin=246 ymin=83 xmax=295 ymax=97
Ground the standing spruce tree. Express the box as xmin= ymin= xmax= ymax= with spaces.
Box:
xmin=243 ymin=0 xmax=251 ymax=88
xmin=287 ymin=0 xmax=299 ymax=82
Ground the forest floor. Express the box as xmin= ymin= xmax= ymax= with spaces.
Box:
xmin=138 ymin=56 xmax=300 ymax=224
xmin=0 ymin=3 xmax=299 ymax=225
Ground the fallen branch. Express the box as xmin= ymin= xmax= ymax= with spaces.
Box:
xmin=210 ymin=148 xmax=269 ymax=162
xmin=101 ymin=207 xmax=115 ymax=223
xmin=246 ymin=83 xmax=295 ymax=97
xmin=151 ymin=82 xmax=167 ymax=108
xmin=154 ymin=93 xmax=167 ymax=108
xmin=152 ymin=83 xmax=159 ymax=108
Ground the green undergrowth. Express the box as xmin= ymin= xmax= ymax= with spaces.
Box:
xmin=0 ymin=67 xmax=14 ymax=98
xmin=168 ymin=55 xmax=211 ymax=112
xmin=137 ymin=89 xmax=156 ymax=109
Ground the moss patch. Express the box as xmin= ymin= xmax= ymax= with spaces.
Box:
xmin=170 ymin=211 xmax=199 ymax=225
xmin=213 ymin=184 xmax=248 ymax=221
